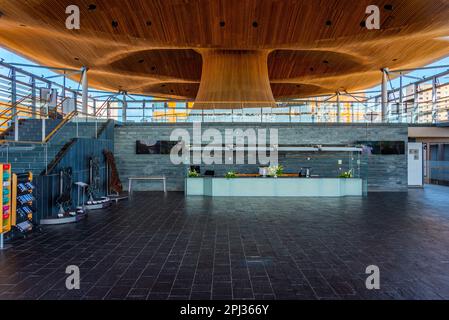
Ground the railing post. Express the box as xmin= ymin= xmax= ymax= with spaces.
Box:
xmin=73 ymin=91 xmax=78 ymax=112
xmin=11 ymin=67 xmax=19 ymax=141
xmin=336 ymin=91 xmax=341 ymax=123
xmin=31 ymin=76 xmax=37 ymax=119
xmin=351 ymin=102 xmax=355 ymax=123
xmin=42 ymin=118 xmax=46 ymax=142
xmin=45 ymin=144 xmax=48 ymax=175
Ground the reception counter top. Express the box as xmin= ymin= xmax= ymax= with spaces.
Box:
xmin=185 ymin=177 xmax=364 ymax=197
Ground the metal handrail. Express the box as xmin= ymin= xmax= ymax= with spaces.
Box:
xmin=51 ymin=96 xmax=70 ymax=115
xmin=94 ymin=95 xmax=113 ymax=117
xmin=44 ymin=110 xmax=78 ymax=143
xmin=0 ymin=110 xmax=21 ymax=128
xmin=0 ymin=93 xmax=33 ymax=118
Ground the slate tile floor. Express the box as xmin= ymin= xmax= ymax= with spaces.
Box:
xmin=1 ymin=185 xmax=449 ymax=300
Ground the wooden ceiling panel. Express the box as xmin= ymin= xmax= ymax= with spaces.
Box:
xmin=271 ymin=83 xmax=330 ymax=99
xmin=268 ymin=50 xmax=367 ymax=80
xmin=108 ymin=49 xmax=202 ymax=81
xmin=140 ymin=83 xmax=199 ymax=100
xmin=1 ymin=0 xmax=449 ymax=103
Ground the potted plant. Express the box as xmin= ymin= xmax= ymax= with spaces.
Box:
xmin=188 ymin=169 xmax=200 ymax=178
xmin=268 ymin=165 xmax=283 ymax=178
xmin=338 ymin=169 xmax=353 ymax=178
xmin=225 ymin=171 xmax=237 ymax=179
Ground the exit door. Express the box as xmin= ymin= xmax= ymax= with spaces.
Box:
xmin=408 ymin=142 xmax=423 ymax=187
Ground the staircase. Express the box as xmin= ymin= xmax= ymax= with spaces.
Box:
xmin=0 ymin=118 xmax=108 ymax=175
xmin=0 ymin=118 xmax=63 ymax=141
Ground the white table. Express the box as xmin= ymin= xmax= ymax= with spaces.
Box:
xmin=128 ymin=176 xmax=167 ymax=194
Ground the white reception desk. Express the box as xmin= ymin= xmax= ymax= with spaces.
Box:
xmin=185 ymin=177 xmax=363 ymax=197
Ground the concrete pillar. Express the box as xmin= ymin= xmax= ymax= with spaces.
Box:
xmin=381 ymin=68 xmax=389 ymax=122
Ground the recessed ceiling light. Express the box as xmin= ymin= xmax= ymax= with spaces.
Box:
xmin=112 ymin=20 xmax=119 ymax=28
xmin=392 ymin=58 xmax=398 ymax=61
xmin=19 ymin=24 xmax=27 ymax=27
xmin=88 ymin=4 xmax=96 ymax=11
xmin=384 ymin=4 xmax=393 ymax=11
xmin=252 ymin=21 xmax=258 ymax=28
xmin=219 ymin=21 xmax=225 ymax=27
xmin=74 ymin=57 xmax=80 ymax=61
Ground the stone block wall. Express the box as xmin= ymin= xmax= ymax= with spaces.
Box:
xmin=114 ymin=123 xmax=408 ymax=192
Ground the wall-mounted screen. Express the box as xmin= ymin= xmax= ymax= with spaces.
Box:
xmin=357 ymin=141 xmax=405 ymax=155
xmin=136 ymin=140 xmax=178 ymax=154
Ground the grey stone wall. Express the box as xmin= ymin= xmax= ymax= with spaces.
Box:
xmin=114 ymin=123 xmax=408 ymax=192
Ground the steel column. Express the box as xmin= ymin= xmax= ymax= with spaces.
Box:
xmin=81 ymin=67 xmax=88 ymax=114
xmin=31 ymin=76 xmax=36 ymax=119
xmin=381 ymin=68 xmax=389 ymax=123
xmin=432 ymin=77 xmax=438 ymax=124
xmin=62 ymin=71 xmax=66 ymax=98
xmin=122 ymin=93 xmax=127 ymax=122
xmin=107 ymin=101 xmax=111 ymax=119
xmin=413 ymin=83 xmax=419 ymax=123
xmin=399 ymin=73 xmax=403 ymax=123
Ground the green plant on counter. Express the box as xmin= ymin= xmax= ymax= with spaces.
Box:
xmin=188 ymin=169 xmax=200 ymax=178
xmin=225 ymin=171 xmax=237 ymax=179
xmin=338 ymin=169 xmax=353 ymax=178
xmin=276 ymin=165 xmax=284 ymax=176
xmin=268 ymin=165 xmax=283 ymax=177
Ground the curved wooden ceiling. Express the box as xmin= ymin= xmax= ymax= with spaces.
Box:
xmin=1 ymin=0 xmax=449 ymax=101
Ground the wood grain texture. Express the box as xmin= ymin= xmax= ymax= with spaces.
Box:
xmin=1 ymin=0 xmax=449 ymax=105
xmin=195 ymin=49 xmax=275 ymax=108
